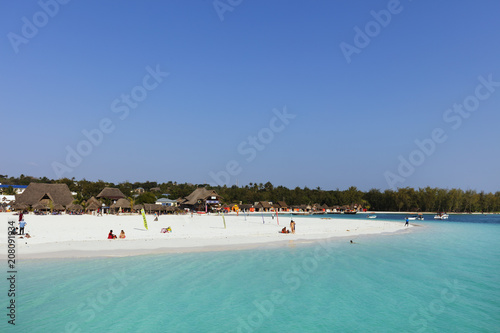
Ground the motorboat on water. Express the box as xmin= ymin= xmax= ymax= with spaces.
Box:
xmin=416 ymin=214 xmax=424 ymax=221
xmin=434 ymin=213 xmax=449 ymax=220
xmin=367 ymin=215 xmax=377 ymax=219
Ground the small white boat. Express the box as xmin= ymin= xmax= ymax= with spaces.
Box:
xmin=407 ymin=216 xmax=417 ymax=221
xmin=417 ymin=215 xmax=424 ymax=221
xmin=434 ymin=213 xmax=449 ymax=220
xmin=367 ymin=215 xmax=377 ymax=219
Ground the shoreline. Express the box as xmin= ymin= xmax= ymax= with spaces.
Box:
xmin=1 ymin=212 xmax=414 ymax=260
xmin=15 ymin=228 xmax=414 ymax=260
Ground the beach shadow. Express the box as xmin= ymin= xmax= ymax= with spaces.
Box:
xmin=133 ymin=228 xmax=148 ymax=231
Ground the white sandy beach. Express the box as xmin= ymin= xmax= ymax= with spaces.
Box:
xmin=0 ymin=212 xmax=412 ymax=259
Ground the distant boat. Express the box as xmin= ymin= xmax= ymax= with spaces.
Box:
xmin=417 ymin=214 xmax=424 ymax=221
xmin=434 ymin=213 xmax=449 ymax=220
xmin=344 ymin=210 xmax=357 ymax=215
xmin=407 ymin=216 xmax=417 ymax=221
xmin=367 ymin=215 xmax=377 ymax=219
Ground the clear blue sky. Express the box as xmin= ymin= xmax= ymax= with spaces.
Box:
xmin=1 ymin=0 xmax=499 ymax=192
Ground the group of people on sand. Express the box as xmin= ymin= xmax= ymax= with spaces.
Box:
xmin=108 ymin=230 xmax=126 ymax=239
xmin=280 ymin=220 xmax=296 ymax=234
xmin=10 ymin=211 xmax=31 ymax=238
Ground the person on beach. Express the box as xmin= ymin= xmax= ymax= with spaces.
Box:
xmin=19 ymin=219 xmax=27 ymax=235
xmin=119 ymin=230 xmax=126 ymax=239
xmin=280 ymin=227 xmax=289 ymax=234
xmin=290 ymin=220 xmax=296 ymax=234
xmin=405 ymin=217 xmax=409 ymax=227
xmin=108 ymin=230 xmax=116 ymax=239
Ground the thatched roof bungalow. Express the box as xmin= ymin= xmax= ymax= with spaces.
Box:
xmin=12 ymin=203 xmax=28 ymax=211
xmin=53 ymin=203 xmax=65 ymax=211
xmin=143 ymin=204 xmax=176 ymax=214
xmin=255 ymin=201 xmax=272 ymax=212
xmin=239 ymin=204 xmax=254 ymax=212
xmin=180 ymin=188 xmax=222 ymax=211
xmin=32 ymin=202 xmax=49 ymax=210
xmin=277 ymin=201 xmax=289 ymax=212
xmin=66 ymin=203 xmax=84 ymax=212
xmin=133 ymin=204 xmax=144 ymax=211
xmin=97 ymin=187 xmax=126 ymax=200
xmin=15 ymin=183 xmax=74 ymax=209
xmin=111 ymin=198 xmax=131 ymax=211
xmin=85 ymin=197 xmax=102 ymax=211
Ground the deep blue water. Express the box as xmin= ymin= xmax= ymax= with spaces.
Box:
xmin=2 ymin=215 xmax=499 ymax=332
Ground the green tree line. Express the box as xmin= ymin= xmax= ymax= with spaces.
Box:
xmin=1 ymin=175 xmax=499 ymax=212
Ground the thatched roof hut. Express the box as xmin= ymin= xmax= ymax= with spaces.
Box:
xmin=67 ymin=203 xmax=84 ymax=212
xmin=85 ymin=197 xmax=102 ymax=211
xmin=133 ymin=204 xmax=144 ymax=211
xmin=239 ymin=204 xmax=254 ymax=211
xmin=277 ymin=201 xmax=288 ymax=209
xmin=143 ymin=203 xmax=170 ymax=213
xmin=12 ymin=203 xmax=28 ymax=211
xmin=86 ymin=201 xmax=102 ymax=211
xmin=111 ymin=198 xmax=131 ymax=210
xmin=255 ymin=201 xmax=272 ymax=211
xmin=53 ymin=203 xmax=65 ymax=211
xmin=180 ymin=188 xmax=221 ymax=210
xmin=16 ymin=183 xmax=74 ymax=207
xmin=97 ymin=187 xmax=126 ymax=200
xmin=87 ymin=196 xmax=101 ymax=206
xmin=33 ymin=202 xmax=49 ymax=210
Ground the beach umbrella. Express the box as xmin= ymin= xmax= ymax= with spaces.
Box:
xmin=33 ymin=202 xmax=49 ymax=210
xmin=12 ymin=203 xmax=28 ymax=211
xmin=67 ymin=204 xmax=83 ymax=212
xmin=53 ymin=203 xmax=65 ymax=211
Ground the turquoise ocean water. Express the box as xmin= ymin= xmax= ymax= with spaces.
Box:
xmin=2 ymin=214 xmax=499 ymax=332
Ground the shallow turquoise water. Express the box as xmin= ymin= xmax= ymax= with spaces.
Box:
xmin=2 ymin=216 xmax=500 ymax=332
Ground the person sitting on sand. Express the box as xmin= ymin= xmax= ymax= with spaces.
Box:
xmin=119 ymin=230 xmax=126 ymax=239
xmin=108 ymin=230 xmax=116 ymax=239
xmin=280 ymin=227 xmax=290 ymax=234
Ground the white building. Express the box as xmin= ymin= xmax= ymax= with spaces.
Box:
xmin=155 ymin=198 xmax=177 ymax=207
